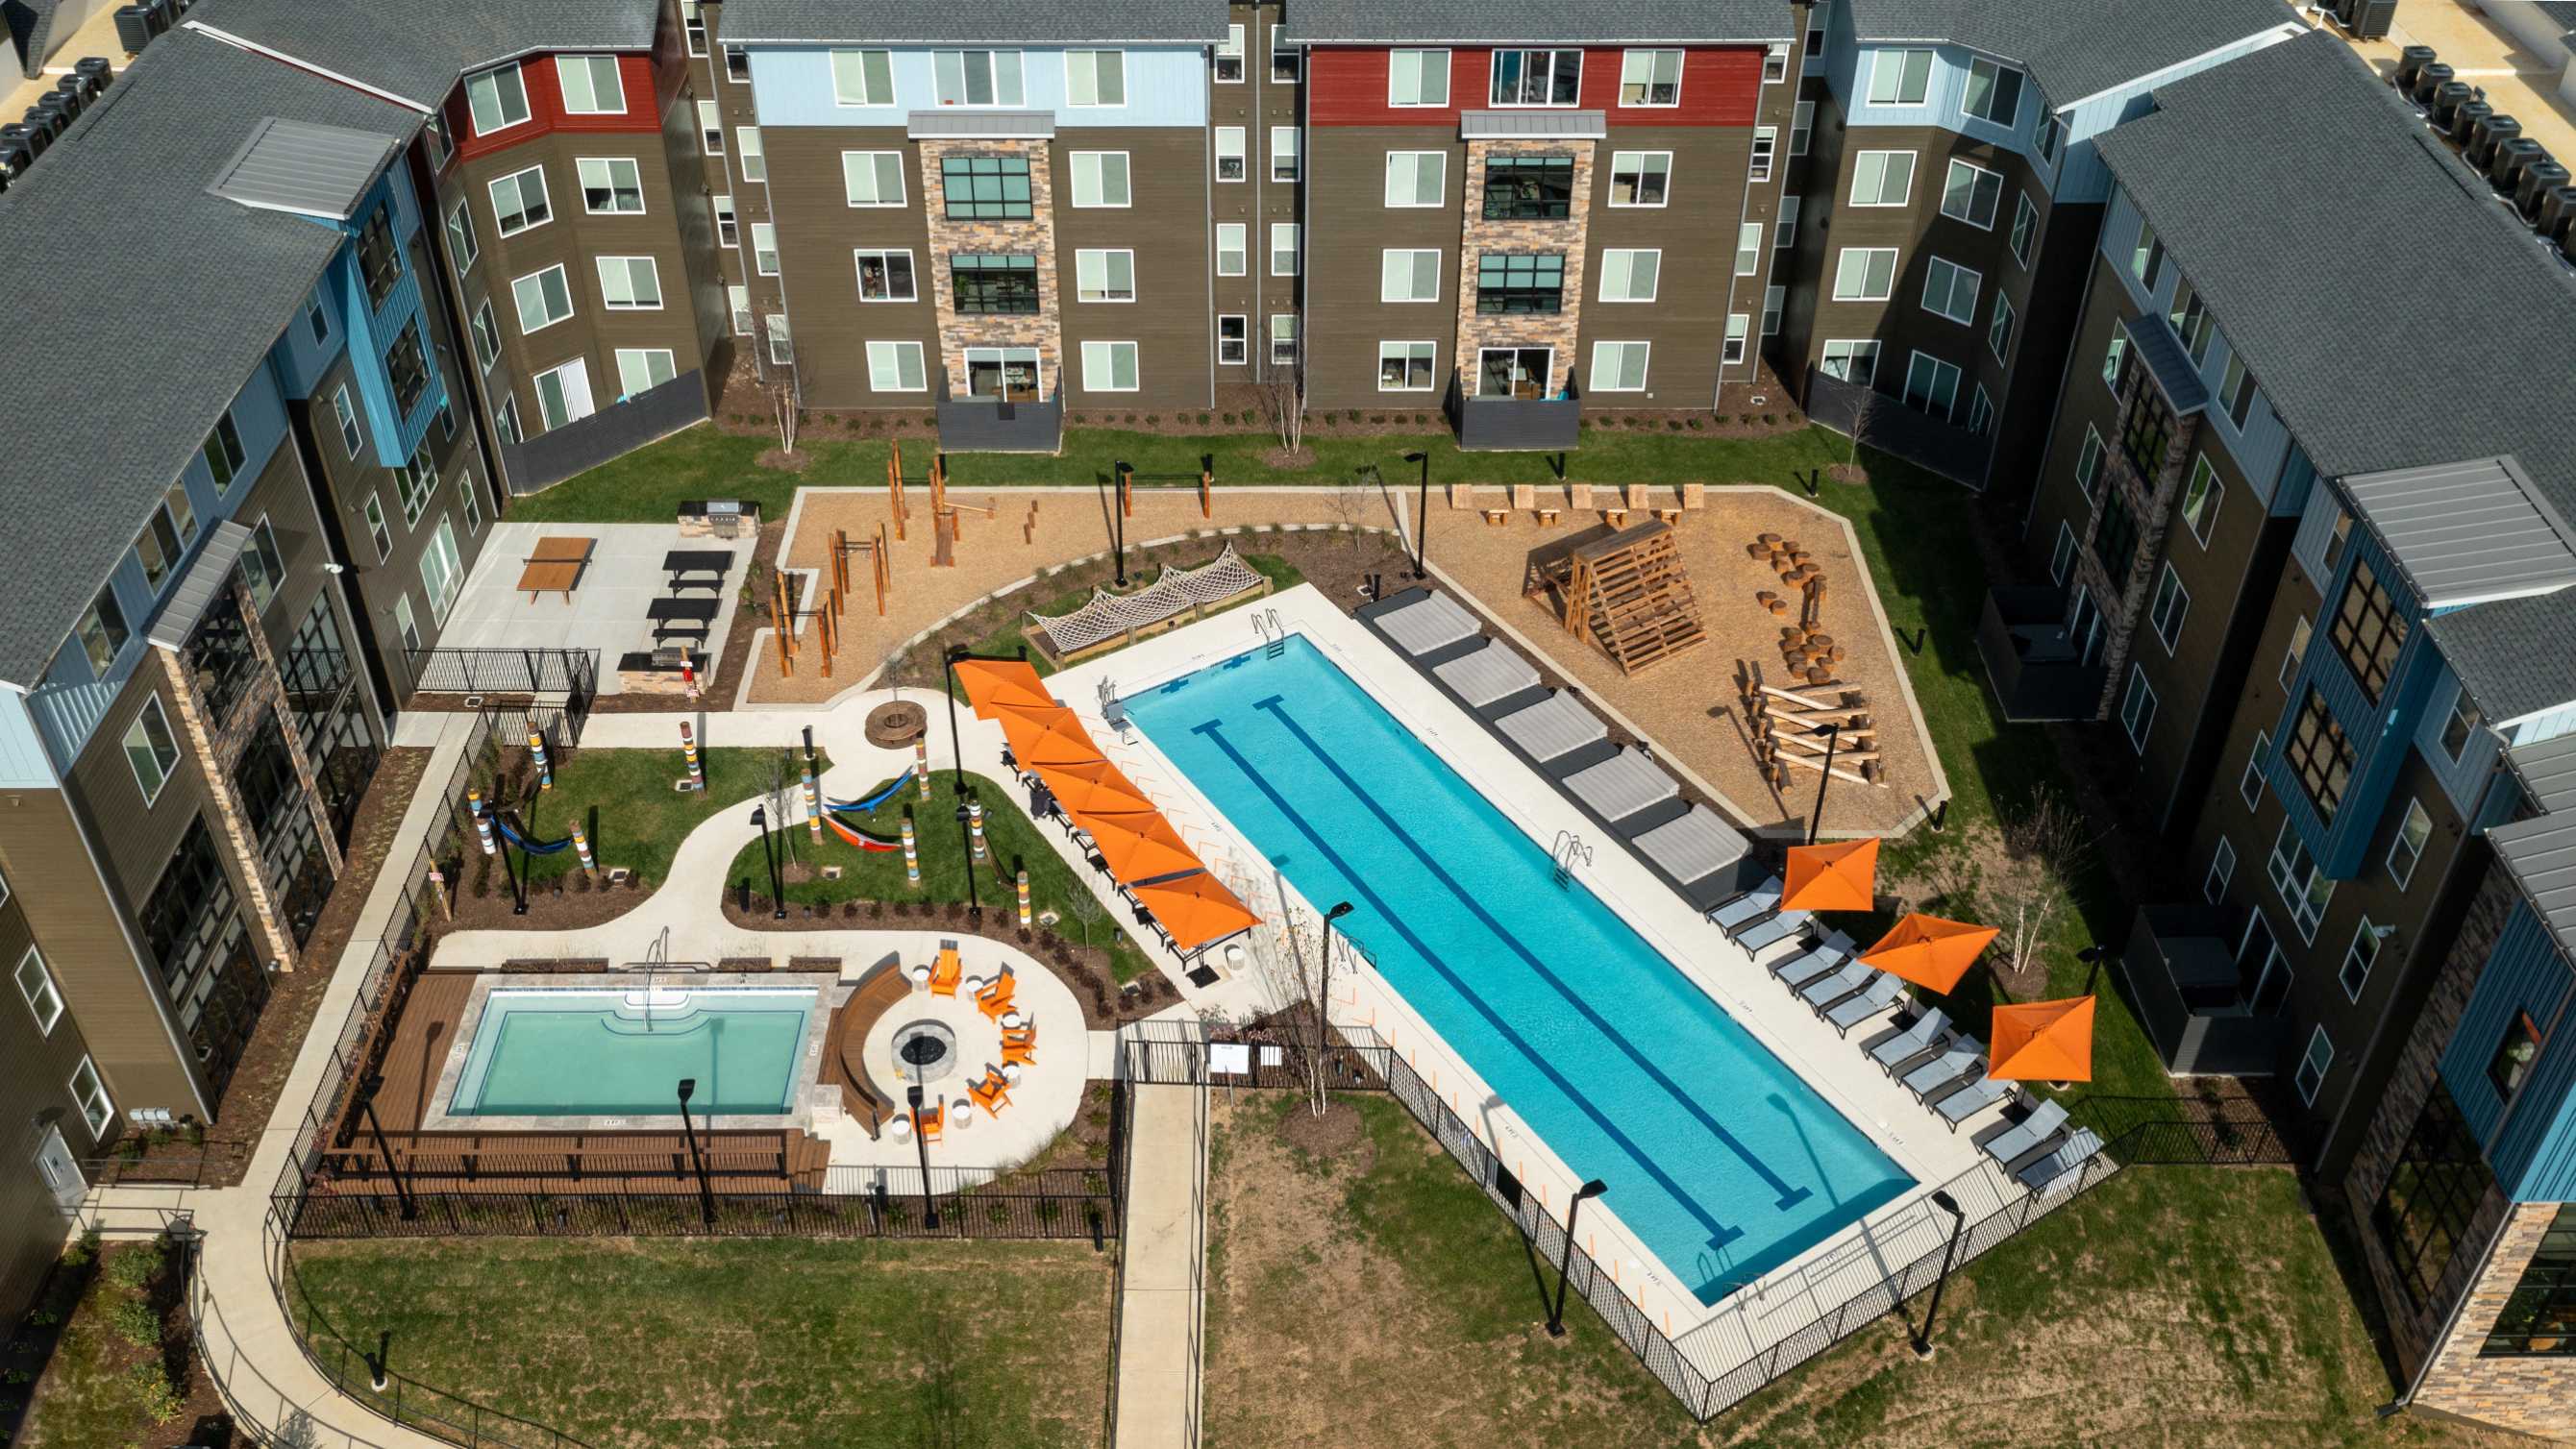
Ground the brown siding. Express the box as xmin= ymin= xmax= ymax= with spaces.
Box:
xmin=761 ymin=125 xmax=937 ymax=410
xmin=1577 ymin=124 xmax=1757 ymax=408
xmin=1303 ymin=125 xmax=1465 ymax=414
xmin=0 ymin=883 xmax=109 ymax=1323
xmin=1056 ymin=131 xmax=1213 ymax=412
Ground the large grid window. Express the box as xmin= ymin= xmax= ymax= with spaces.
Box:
xmin=2094 ymin=488 xmax=2141 ymax=587
xmin=357 ymin=206 xmax=401 ymax=310
xmin=1481 ymin=156 xmax=1573 ymax=219
xmin=2330 ymin=557 xmax=2409 ymax=703
xmin=941 ymin=156 xmax=1032 ymax=219
xmin=952 ymin=254 xmax=1040 ymax=314
xmin=2284 ymin=688 xmax=2356 ymax=823
xmin=2487 ymin=1206 xmax=2576 ymax=1357
xmin=2119 ymin=366 xmax=2173 ymax=479
xmin=2372 ymin=1084 xmax=2495 ymax=1313
xmin=384 ymin=322 xmax=431 ymax=417
xmin=1490 ymin=48 xmax=1580 ymax=106
xmin=1474 ymin=253 xmax=1565 ymax=314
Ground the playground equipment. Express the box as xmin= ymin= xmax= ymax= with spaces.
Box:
xmin=888 ymin=441 xmax=994 ymax=567
xmin=770 ymin=565 xmax=843 ymax=680
xmin=1739 ymin=665 xmax=1885 ymax=791
xmin=1025 ymin=543 xmax=1271 ymax=667
xmin=830 ymin=522 xmax=892 ymax=617
xmin=1523 ymin=520 xmax=1709 ymax=676
xmin=678 ymin=720 xmax=706 ymax=792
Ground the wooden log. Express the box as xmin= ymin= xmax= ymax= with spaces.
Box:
xmin=1773 ymin=751 xmax=1875 ymax=787
xmin=1758 ymin=532 xmax=1782 ymax=546
xmin=1746 ymin=542 xmax=1772 ymax=560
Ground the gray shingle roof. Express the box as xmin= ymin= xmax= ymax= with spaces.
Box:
xmin=1283 ymin=0 xmax=1790 ymax=44
xmin=2425 ymin=591 xmax=2576 ymax=725
xmin=186 ymin=0 xmax=658 ymax=105
xmin=1845 ymin=0 xmax=2300 ymax=104
xmin=0 ymin=30 xmax=417 ymax=686
xmin=722 ymin=0 xmax=1229 ymax=45
xmin=2341 ymin=457 xmax=2576 ymax=607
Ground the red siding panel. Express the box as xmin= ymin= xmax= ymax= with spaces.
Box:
xmin=450 ymin=53 xmax=660 ymax=166
xmin=1308 ymin=46 xmax=1763 ymax=129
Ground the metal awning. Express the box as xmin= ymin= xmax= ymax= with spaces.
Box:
xmin=2117 ymin=311 xmax=2211 ymax=415
xmin=1460 ymin=109 xmax=1607 ymax=139
xmin=2341 ymin=455 xmax=2576 ymax=607
xmin=145 ymin=520 xmax=253 ymax=651
xmin=907 ymin=109 xmax=1055 ymax=139
xmin=207 ymin=116 xmax=398 ymax=220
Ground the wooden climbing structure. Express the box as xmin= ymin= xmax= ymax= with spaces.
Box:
xmin=1523 ymin=520 xmax=1709 ymax=676
xmin=1739 ymin=668 xmax=1885 ymax=790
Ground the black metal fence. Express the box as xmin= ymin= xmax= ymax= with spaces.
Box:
xmin=500 ymin=370 xmax=710 ymax=496
xmin=407 ymin=647 xmax=600 ymax=700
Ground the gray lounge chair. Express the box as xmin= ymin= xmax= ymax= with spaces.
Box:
xmin=1710 ymin=877 xmax=1784 ymax=933
xmin=1735 ymin=908 xmax=1814 ymax=952
xmin=1770 ymin=932 xmax=1854 ymax=989
xmin=1823 ymin=973 xmax=1907 ymax=1035
xmin=1900 ymin=1040 xmax=1982 ymax=1101
xmin=1868 ymin=1008 xmax=1950 ymax=1072
xmin=1933 ymin=1075 xmax=2011 ymax=1129
xmin=1797 ymin=958 xmax=1875 ymax=1009
xmin=1977 ymin=1098 xmax=2070 ymax=1167
xmin=2017 ymin=1127 xmax=2105 ymax=1195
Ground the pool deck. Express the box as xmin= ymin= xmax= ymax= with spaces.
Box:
xmin=1040 ymin=585 xmax=2041 ymax=1367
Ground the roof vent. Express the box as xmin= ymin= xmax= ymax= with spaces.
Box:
xmin=2491 ymin=137 xmax=2547 ymax=195
xmin=2469 ymin=113 xmax=2521 ymax=171
xmin=2392 ymin=44 xmax=2438 ymax=95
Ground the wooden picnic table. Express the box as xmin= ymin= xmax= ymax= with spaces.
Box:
xmin=663 ymin=549 xmax=734 ymax=593
xmin=515 ymin=536 xmax=595 ymax=603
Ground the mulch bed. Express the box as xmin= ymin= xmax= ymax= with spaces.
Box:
xmin=1275 ymin=1097 xmax=1371 ymax=1164
xmin=4 ymin=1240 xmax=230 ymax=1449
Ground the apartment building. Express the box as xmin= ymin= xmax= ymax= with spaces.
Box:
xmin=1775 ymin=0 xmax=2301 ymax=486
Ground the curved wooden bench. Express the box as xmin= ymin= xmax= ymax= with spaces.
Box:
xmin=823 ymin=964 xmax=914 ymax=1138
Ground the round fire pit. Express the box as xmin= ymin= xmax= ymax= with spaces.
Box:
xmin=865 ymin=701 xmax=928 ymax=748
xmin=890 ymin=1019 xmax=959 ymax=1085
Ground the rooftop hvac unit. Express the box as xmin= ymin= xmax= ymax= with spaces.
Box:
xmin=2452 ymin=99 xmax=2493 ymax=147
xmin=0 ymin=121 xmax=39 ymax=160
xmin=2470 ymin=113 xmax=2521 ymax=169
xmin=2393 ymin=44 xmax=2438 ymax=94
xmin=75 ymin=57 xmax=114 ymax=93
xmin=0 ymin=138 xmax=32 ymax=181
xmin=20 ymin=105 xmax=63 ymax=146
xmin=2412 ymin=61 xmax=2454 ymax=109
xmin=113 ymin=5 xmax=154 ymax=54
xmin=2347 ymin=0 xmax=2399 ymax=39
xmin=44 ymin=83 xmax=83 ymax=124
xmin=2432 ymin=81 xmax=2473 ymax=131
xmin=140 ymin=0 xmax=172 ymax=32
xmin=2492 ymin=136 xmax=2546 ymax=193
xmin=31 ymin=92 xmax=74 ymax=134
xmin=2520 ymin=161 xmax=2570 ymax=219
xmin=60 ymin=69 xmax=100 ymax=105
xmin=2539 ymin=185 xmax=2576 ymax=244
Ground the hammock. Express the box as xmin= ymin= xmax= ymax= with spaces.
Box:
xmin=493 ymin=815 xmax=573 ymax=855
xmin=828 ymin=774 xmax=909 ymax=814
xmin=823 ymin=813 xmax=902 ymax=852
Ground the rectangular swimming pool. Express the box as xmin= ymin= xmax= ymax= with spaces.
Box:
xmin=448 ymin=987 xmax=817 ymax=1117
xmin=1126 ymin=636 xmax=1912 ymax=1304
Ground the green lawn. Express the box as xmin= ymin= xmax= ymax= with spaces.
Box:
xmin=725 ymin=770 xmax=1152 ymax=981
xmin=285 ymin=1237 xmax=1111 ymax=1449
xmin=968 ymin=552 xmax=1305 ymax=679
xmin=475 ymin=745 xmax=824 ymax=889
xmin=12 ymin=1239 xmax=184 ymax=1448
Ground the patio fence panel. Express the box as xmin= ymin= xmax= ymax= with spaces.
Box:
xmin=406 ymin=647 xmax=600 ymax=702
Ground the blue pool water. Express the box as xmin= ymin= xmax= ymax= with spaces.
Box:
xmin=1126 ymin=637 xmax=1912 ymax=1303
xmin=451 ymin=989 xmax=816 ymax=1117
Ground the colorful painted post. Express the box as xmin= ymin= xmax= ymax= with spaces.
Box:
xmin=428 ymin=863 xmax=452 ymax=919
xmin=571 ymin=823 xmax=598 ymax=877
xmin=679 ymin=721 xmax=706 ymax=791
xmin=529 ymin=730 xmax=553 ymax=791
xmin=913 ymin=738 xmax=930 ymax=800
xmin=469 ymin=790 xmax=495 ymax=855
xmin=680 ymin=655 xmax=700 ymax=700
xmin=803 ymin=765 xmax=822 ymax=841
xmin=968 ymin=799 xmax=988 ymax=861
xmin=1017 ymin=870 xmax=1031 ymax=928
xmin=901 ymin=819 xmax=921 ymax=886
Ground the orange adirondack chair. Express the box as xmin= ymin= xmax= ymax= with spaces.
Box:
xmin=929 ymin=946 xmax=962 ymax=997
xmin=969 ymin=1070 xmax=1011 ymax=1117
xmin=977 ymin=974 xmax=1016 ymax=1022
xmin=1001 ymin=1037 xmax=1037 ymax=1068
xmin=917 ymin=1103 xmax=944 ymax=1142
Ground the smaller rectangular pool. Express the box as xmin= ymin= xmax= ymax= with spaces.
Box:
xmin=448 ymin=987 xmax=817 ymax=1117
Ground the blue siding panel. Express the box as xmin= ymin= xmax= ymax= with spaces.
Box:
xmin=2416 ymin=668 xmax=2504 ymax=815
xmin=2445 ymin=903 xmax=2576 ymax=1198
xmin=0 ymin=693 xmax=60 ymax=790
xmin=749 ymin=46 xmax=1210 ymax=129
xmin=334 ymin=169 xmax=446 ymax=471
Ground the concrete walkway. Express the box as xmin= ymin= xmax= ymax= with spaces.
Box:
xmin=1111 ymin=1083 xmax=1208 ymax=1449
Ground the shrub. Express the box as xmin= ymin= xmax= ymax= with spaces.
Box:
xmin=106 ymin=1297 xmax=160 ymax=1348
xmin=1761 ymin=412 xmax=1776 ymax=425
xmin=105 ymin=1243 xmax=161 ymax=1291
xmin=869 ymin=900 xmax=885 ymax=918
xmin=1689 ymin=417 xmax=1705 ymax=430
xmin=61 ymin=1228 xmax=100 ymax=1269
xmin=1344 ymin=409 xmax=1360 ymax=424
xmin=128 ymin=1362 xmax=182 ymax=1425
xmin=1146 ymin=415 xmax=1160 ymax=426
xmin=1198 ymin=412 xmax=1212 ymax=424
xmin=1667 ymin=419 xmax=1684 ymax=430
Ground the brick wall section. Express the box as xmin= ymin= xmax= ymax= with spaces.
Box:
xmin=1456 ymin=140 xmax=1592 ymax=397
xmin=919 ymin=138 xmax=1062 ymax=397
xmin=2414 ymin=1200 xmax=2576 ymax=1438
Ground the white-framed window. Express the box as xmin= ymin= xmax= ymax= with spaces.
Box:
xmin=1821 ymin=338 xmax=1880 ymax=384
xmin=458 ymin=467 xmax=483 ymax=536
xmin=1080 ymin=339 xmax=1140 ymax=392
xmin=1777 ymin=196 xmax=1802 ymax=247
xmin=2206 ymin=836 xmax=2238 ymax=904
xmin=1271 ymin=25 xmax=1300 ymax=83
xmin=753 ymin=223 xmax=780 ymax=276
xmin=1850 ymin=150 xmax=1915 ymax=207
xmin=1941 ymin=158 xmax=2002 ymax=229
xmin=682 ymin=0 xmax=707 ymax=55
xmin=1807 ymin=1 xmax=1830 ymax=54
xmin=1076 ymin=249 xmax=1137 ymax=303
xmin=737 ymin=127 xmax=765 ymax=182
xmin=1219 ymin=316 xmax=1249 ymax=366
xmin=933 ymin=49 xmax=1026 ymax=107
xmin=2118 ymin=666 xmax=2157 ymax=752
xmin=841 ymin=151 xmax=905 ymax=207
xmin=1735 ymin=224 xmax=1762 ymax=277
xmin=1791 ymin=99 xmax=1815 ymax=155
xmin=1988 ymin=292 xmax=2017 ymax=363
xmin=1380 ymin=249 xmax=1441 ymax=303
xmin=1271 ymin=126 xmax=1300 ymax=182
xmin=596 ymin=256 xmax=662 ymax=310
xmin=488 ymin=164 xmax=551 ymax=236
xmin=729 ymin=285 xmax=752 ymax=336
xmin=1066 ymin=50 xmax=1127 ymax=107
xmin=393 ymin=592 xmax=420 ymax=652
xmin=496 ymin=395 xmax=522 ymax=445
xmin=615 ymin=348 xmax=677 ymax=396
xmin=557 ymin=55 xmax=626 ymax=114
xmin=1832 ymin=247 xmax=1896 ymax=301
xmin=2282 ymin=615 xmax=2312 ymax=690
xmin=1071 ymin=152 xmax=1132 ymax=208
xmin=1867 ymin=49 xmax=1932 ymax=106
xmin=766 ymin=314 xmax=794 ymax=365
xmin=855 ymin=248 xmax=916 ymax=302
xmin=2295 ymin=1026 xmax=2333 ymax=1106
xmin=2242 ymin=729 xmax=2271 ymax=808
xmin=1271 ymin=222 xmax=1299 ymax=277
xmin=1270 ymin=314 xmax=1299 ymax=365
xmin=363 ymin=493 xmax=390 ymax=561
xmin=2131 ymin=218 xmax=2164 ymax=288
xmin=511 ymin=263 xmax=574 ymax=333
xmin=121 ymin=694 xmax=179 ymax=805
xmin=2010 ymin=192 xmax=2040 ymax=268
xmin=69 ymin=1057 xmax=111 ymax=1140
xmin=1215 ymin=127 xmax=1247 ymax=183
xmin=2035 ymin=109 xmax=2065 ymax=165
xmin=1490 ymin=48 xmax=1581 ymax=107
xmin=2050 ymin=520 xmax=2076 ymax=585
xmin=2149 ymin=565 xmax=2190 ymax=651
xmin=397 ymin=440 xmax=437 ymax=525
xmin=1762 ymin=41 xmax=1791 ymax=83
xmin=1597 ymin=248 xmax=1658 ymax=303
xmin=1921 ymin=257 xmax=1978 ymax=323
xmin=698 ymin=100 xmax=724 ymax=154
xmin=2388 ymin=798 xmax=2433 ymax=889
xmin=1216 ymin=24 xmax=1246 ymax=84
xmin=1620 ymin=48 xmax=1682 ymax=106
xmin=1723 ymin=313 xmax=1750 ymax=365
xmin=867 ymin=340 xmax=928 ymax=392
xmin=465 ymin=62 xmax=530 ymax=135
xmin=2267 ymin=818 xmax=2335 ymax=943
xmin=74 ymin=587 xmax=128 ymax=677
xmin=240 ymin=516 xmax=284 ymax=611
xmin=425 ymin=113 xmax=453 ymax=169
xmin=1965 ymin=383 xmax=1994 ymax=435
xmin=2341 ymin=919 xmax=2384 ymax=1002
xmin=13 ymin=946 xmax=62 ymax=1035
xmin=724 ymin=44 xmax=750 ymax=81
xmin=1903 ymin=350 xmax=1960 ymax=419
xmin=1760 ymin=285 xmax=1783 ymax=339
xmin=333 ymin=383 xmax=365 ymax=455
xmin=1608 ymin=151 xmax=1670 ymax=207
xmin=2075 ymin=425 xmax=2104 ymax=501
xmin=831 ymin=48 xmax=894 ymax=106
xmin=533 ymin=358 xmax=595 ymax=431
xmin=2101 ymin=334 xmax=2126 ymax=391
xmin=445 ymin=198 xmax=479 ymax=272
xmin=2182 ymin=455 xmax=2223 ymax=544
xmin=422 ymin=517 xmax=463 ymax=624
xmin=1748 ymin=127 xmax=1777 ymax=182
xmin=1388 ymin=48 xmax=1449 ymax=106
xmin=1216 ymin=223 xmax=1248 ymax=277
xmin=1378 ymin=340 xmax=1436 ymax=390
xmin=1962 ymin=56 xmax=2024 ymax=127
xmin=1593 ymin=340 xmax=1649 ymax=390
xmin=2221 ymin=347 xmax=2262 ymax=429
xmin=307 ymin=296 xmax=330 ymax=343
xmin=1385 ymin=151 xmax=1446 ymax=207
xmin=706 ymin=198 xmax=735 ymax=252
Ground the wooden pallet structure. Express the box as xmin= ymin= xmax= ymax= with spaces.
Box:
xmin=1523 ymin=520 xmax=1709 ymax=676
xmin=1739 ymin=667 xmax=1884 ymax=790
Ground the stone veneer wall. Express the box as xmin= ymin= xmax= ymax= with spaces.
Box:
xmin=1455 ymin=140 xmax=1593 ymax=398
xmin=919 ymin=138 xmax=1062 ymax=398
xmin=2075 ymin=365 xmax=2197 ymax=720
xmin=2413 ymin=1200 xmax=2576 ymax=1439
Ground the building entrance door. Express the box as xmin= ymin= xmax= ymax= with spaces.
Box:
xmin=32 ymin=1125 xmax=84 ymax=1215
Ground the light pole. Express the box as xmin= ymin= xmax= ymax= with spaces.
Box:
xmin=2078 ymin=944 xmax=2111 ymax=996
xmin=1102 ymin=465 xmax=1130 ymax=587
xmin=1547 ymin=1178 xmax=1609 ymax=1337
xmin=488 ymin=798 xmax=527 ymax=916
xmin=1911 ymin=1189 xmax=1967 ymax=1359
xmin=1402 ymin=451 xmax=1431 ymax=578
xmin=751 ymin=805 xmax=785 ymax=919
xmin=1315 ymin=901 xmax=1354 ymax=1074
xmin=941 ymin=644 xmax=971 ymax=792
xmin=907 ymin=1083 xmax=940 ymax=1229
xmin=676 ymin=1078 xmax=715 ymax=1227
xmin=1804 ymin=723 xmax=1842 ymax=846
xmin=356 ymin=1074 xmax=415 ymax=1220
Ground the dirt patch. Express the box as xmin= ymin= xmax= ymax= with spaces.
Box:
xmin=1274 ymin=1097 xmax=1370 ymax=1164
xmin=1260 ymin=445 xmax=1317 ymax=469
xmin=755 ymin=447 xmax=812 ymax=472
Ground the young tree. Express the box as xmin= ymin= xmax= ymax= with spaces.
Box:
xmin=1989 ymin=786 xmax=2095 ymax=982
xmin=772 ymin=384 xmax=800 ymax=454
xmin=1324 ymin=478 xmax=1373 ymax=551
xmin=1263 ymin=372 xmax=1304 ymax=454
xmin=1067 ymin=889 xmax=1103 ymax=950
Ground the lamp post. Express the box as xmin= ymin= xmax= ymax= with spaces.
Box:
xmin=941 ymin=644 xmax=971 ymax=792
xmin=1911 ymin=1189 xmax=1967 ymax=1359
xmin=676 ymin=1078 xmax=715 ymax=1228
xmin=489 ymin=799 xmax=527 ymax=916
xmin=1102 ymin=465 xmax=1130 ymax=587
xmin=2078 ymin=944 xmax=2111 ymax=996
xmin=1547 ymin=1178 xmax=1609 ymax=1337
xmin=907 ymin=1084 xmax=940 ymax=1229
xmin=1804 ymin=723 xmax=1842 ymax=846
xmin=1402 ymin=451 xmax=1432 ymax=578
xmin=1315 ymin=901 xmax=1354 ymax=1072
xmin=751 ymin=805 xmax=785 ymax=920
xmin=356 ymin=1074 xmax=415 ymax=1220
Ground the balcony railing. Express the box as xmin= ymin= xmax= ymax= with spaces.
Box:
xmin=1803 ymin=371 xmax=1994 ymax=486
xmin=1974 ymin=585 xmax=2107 ymax=722
xmin=1445 ymin=370 xmax=1581 ymax=452
xmin=935 ymin=376 xmax=1064 ymax=454
xmin=2118 ymin=904 xmax=2289 ymax=1076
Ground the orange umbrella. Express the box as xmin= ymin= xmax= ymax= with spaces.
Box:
xmin=1989 ymin=996 xmax=2096 ymax=1083
xmin=993 ymin=703 xmax=1104 ymax=770
xmin=1033 ymin=758 xmax=1156 ymax=818
xmin=1858 ymin=914 xmax=2000 ymax=994
xmin=954 ymin=657 xmax=1054 ymax=719
xmin=1781 ymin=838 xmax=1879 ymax=913
xmin=1129 ymin=870 xmax=1262 ymax=952
xmin=1078 ymin=808 xmax=1205 ymax=884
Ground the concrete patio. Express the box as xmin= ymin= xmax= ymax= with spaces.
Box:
xmin=439 ymin=522 xmax=751 ymax=694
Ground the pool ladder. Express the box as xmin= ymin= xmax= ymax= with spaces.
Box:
xmin=1252 ymin=607 xmax=1287 ymax=659
xmin=1550 ymin=830 xmax=1592 ymax=889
